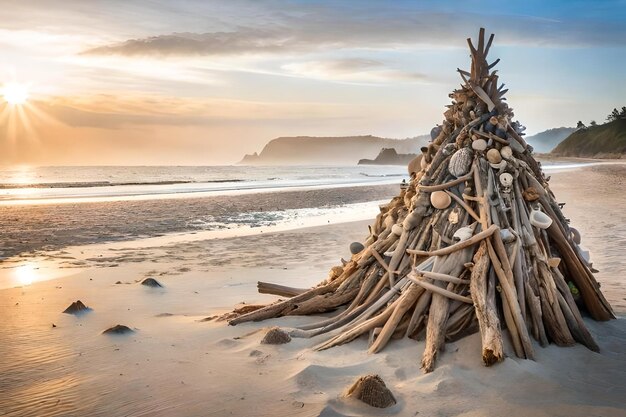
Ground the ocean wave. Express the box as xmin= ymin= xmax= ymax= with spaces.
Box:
xmin=0 ymin=179 xmax=246 ymax=189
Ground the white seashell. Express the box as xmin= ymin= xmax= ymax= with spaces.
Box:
xmin=453 ymin=226 xmax=473 ymax=242
xmin=471 ymin=139 xmax=487 ymax=151
xmin=448 ymin=147 xmax=473 ymax=178
xmin=486 ymin=148 xmax=502 ymax=164
xmin=391 ymin=224 xmax=403 ymax=236
xmin=500 ymin=146 xmax=513 ymax=159
xmin=499 ymin=173 xmax=513 ymax=187
xmin=430 ymin=191 xmax=451 ymax=209
xmin=529 ymin=209 xmax=553 ymax=229
xmin=500 ymin=228 xmax=516 ymax=243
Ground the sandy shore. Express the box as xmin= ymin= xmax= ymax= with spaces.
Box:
xmin=0 ymin=165 xmax=624 ymax=416
xmin=0 ymin=183 xmax=398 ymax=259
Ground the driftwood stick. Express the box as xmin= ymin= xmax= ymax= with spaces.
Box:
xmin=406 ymin=291 xmax=432 ymax=338
xmin=407 ymin=274 xmax=473 ymax=304
xmin=257 ymin=282 xmax=307 ymax=298
xmin=545 ymin=221 xmax=614 ymax=321
xmin=445 ymin=190 xmax=481 ymax=222
xmin=418 ymin=170 xmax=473 ymax=192
xmin=469 ymin=241 xmax=504 ymax=365
xmin=407 ymin=224 xmax=498 ymax=257
xmin=416 ymin=270 xmax=470 ymax=285
xmin=369 ymin=284 xmax=423 ymax=353
xmin=490 ymin=232 xmax=535 ymax=359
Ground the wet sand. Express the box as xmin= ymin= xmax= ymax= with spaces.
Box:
xmin=0 ymin=165 xmax=624 ymax=416
xmin=0 ymin=183 xmax=397 ymax=259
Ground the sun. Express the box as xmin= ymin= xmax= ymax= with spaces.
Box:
xmin=2 ymin=82 xmax=30 ymax=105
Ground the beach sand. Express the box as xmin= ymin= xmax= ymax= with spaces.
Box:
xmin=0 ymin=165 xmax=625 ymax=416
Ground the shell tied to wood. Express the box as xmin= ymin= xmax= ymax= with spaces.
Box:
xmin=449 ymin=147 xmax=473 ymax=178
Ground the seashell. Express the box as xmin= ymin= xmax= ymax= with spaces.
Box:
xmin=486 ymin=148 xmax=502 ymax=164
xmin=391 ymin=224 xmax=403 ymax=236
xmin=490 ymin=160 xmax=507 ymax=170
xmin=408 ymin=155 xmax=422 ymax=175
xmin=430 ymin=191 xmax=451 ymax=209
xmin=453 ymin=226 xmax=473 ymax=242
xmin=349 ymin=242 xmax=365 ymax=254
xmin=500 ymin=228 xmax=516 ymax=243
xmin=471 ymin=139 xmax=487 ymax=151
xmin=570 ymin=227 xmax=581 ymax=245
xmin=529 ymin=209 xmax=553 ymax=230
xmin=448 ymin=147 xmax=473 ymax=178
xmin=499 ymin=173 xmax=513 ymax=187
xmin=548 ymin=257 xmax=562 ymax=268
xmin=522 ymin=187 xmax=540 ymax=202
xmin=500 ymin=146 xmax=513 ymax=159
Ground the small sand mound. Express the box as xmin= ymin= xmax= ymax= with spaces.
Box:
xmin=345 ymin=374 xmax=396 ymax=408
xmin=141 ymin=277 xmax=163 ymax=287
xmin=62 ymin=300 xmax=90 ymax=314
xmin=102 ymin=324 xmax=134 ymax=335
xmin=261 ymin=327 xmax=291 ymax=345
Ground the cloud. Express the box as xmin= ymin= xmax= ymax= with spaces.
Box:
xmin=282 ymin=58 xmax=428 ymax=83
xmin=37 ymin=94 xmax=360 ymax=129
xmin=81 ymin=8 xmax=626 ymax=58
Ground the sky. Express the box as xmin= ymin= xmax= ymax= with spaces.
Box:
xmin=0 ymin=0 xmax=625 ymax=165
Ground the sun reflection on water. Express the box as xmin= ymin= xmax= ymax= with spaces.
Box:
xmin=15 ymin=263 xmax=38 ymax=286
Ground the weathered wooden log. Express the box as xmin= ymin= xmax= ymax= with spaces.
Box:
xmin=469 ymin=241 xmax=504 ymax=365
xmin=369 ymin=284 xmax=424 ymax=353
xmin=257 ymin=282 xmax=307 ymax=298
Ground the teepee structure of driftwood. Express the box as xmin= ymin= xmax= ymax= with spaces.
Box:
xmin=228 ymin=28 xmax=615 ymax=372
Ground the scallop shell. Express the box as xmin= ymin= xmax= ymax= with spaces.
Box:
xmin=486 ymin=148 xmax=502 ymax=164
xmin=448 ymin=147 xmax=473 ymax=178
xmin=471 ymin=139 xmax=487 ymax=151
xmin=430 ymin=191 xmax=451 ymax=209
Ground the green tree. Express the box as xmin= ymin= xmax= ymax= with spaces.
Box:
xmin=607 ymin=108 xmax=620 ymax=122
xmin=576 ymin=120 xmax=586 ymax=129
xmin=590 ymin=120 xmax=597 ymax=126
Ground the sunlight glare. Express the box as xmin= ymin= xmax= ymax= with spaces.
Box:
xmin=2 ymin=82 xmax=30 ymax=105
xmin=15 ymin=263 xmax=37 ymax=286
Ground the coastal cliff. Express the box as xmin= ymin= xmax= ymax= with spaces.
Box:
xmin=357 ymin=148 xmax=418 ymax=165
xmin=238 ymin=135 xmax=429 ymax=165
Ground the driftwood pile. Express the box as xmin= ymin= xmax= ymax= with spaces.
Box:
xmin=229 ymin=29 xmax=614 ymax=372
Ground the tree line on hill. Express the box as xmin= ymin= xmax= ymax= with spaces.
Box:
xmin=576 ymin=106 xmax=626 ymax=129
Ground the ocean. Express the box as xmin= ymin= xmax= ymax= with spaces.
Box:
xmin=0 ymin=165 xmax=407 ymax=204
